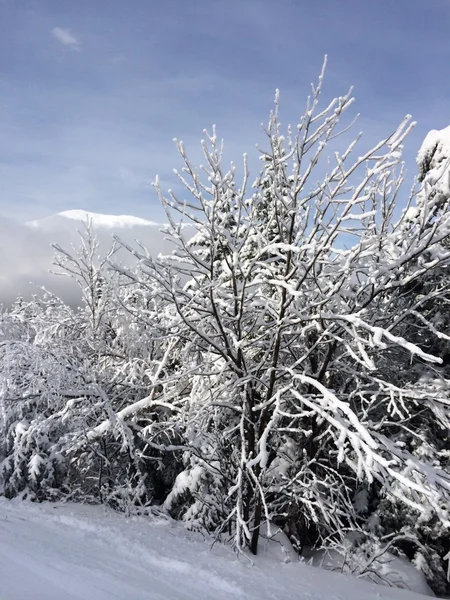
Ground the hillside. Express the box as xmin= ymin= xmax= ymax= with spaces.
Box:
xmin=0 ymin=499 xmax=430 ymax=600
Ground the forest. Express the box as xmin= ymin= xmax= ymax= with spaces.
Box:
xmin=1 ymin=64 xmax=450 ymax=594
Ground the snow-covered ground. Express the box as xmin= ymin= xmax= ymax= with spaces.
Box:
xmin=0 ymin=498 xmax=430 ymax=600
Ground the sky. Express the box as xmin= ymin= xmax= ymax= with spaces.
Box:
xmin=2 ymin=0 xmax=450 ymax=224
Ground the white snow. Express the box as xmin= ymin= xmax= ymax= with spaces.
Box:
xmin=308 ymin=547 xmax=434 ymax=597
xmin=417 ymin=126 xmax=450 ymax=201
xmin=0 ymin=498 xmax=431 ymax=600
xmin=417 ymin=126 xmax=450 ymax=171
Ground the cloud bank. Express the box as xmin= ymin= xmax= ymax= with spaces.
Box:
xmin=0 ymin=212 xmax=172 ymax=307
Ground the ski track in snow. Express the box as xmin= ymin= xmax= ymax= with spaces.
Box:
xmin=0 ymin=499 xmax=428 ymax=600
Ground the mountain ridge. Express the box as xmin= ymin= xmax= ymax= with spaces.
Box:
xmin=26 ymin=209 xmax=160 ymax=230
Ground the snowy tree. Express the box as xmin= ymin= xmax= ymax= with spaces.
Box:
xmin=0 ymin=225 xmax=180 ymax=508
xmin=357 ymin=126 xmax=450 ymax=594
xmin=118 ymin=59 xmax=450 ymax=559
xmin=0 ymin=293 xmax=87 ymax=498
xmin=50 ymin=223 xmax=180 ymax=508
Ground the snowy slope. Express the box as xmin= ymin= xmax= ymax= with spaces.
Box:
xmin=0 ymin=499 xmax=429 ymax=600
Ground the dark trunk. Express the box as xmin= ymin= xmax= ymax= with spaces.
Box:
xmin=251 ymin=496 xmax=262 ymax=554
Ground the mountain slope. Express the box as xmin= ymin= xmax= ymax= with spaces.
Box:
xmin=26 ymin=209 xmax=159 ymax=231
xmin=0 ymin=210 xmax=168 ymax=305
xmin=0 ymin=499 xmax=429 ymax=600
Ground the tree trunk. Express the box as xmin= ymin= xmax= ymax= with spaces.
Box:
xmin=251 ymin=496 xmax=262 ymax=555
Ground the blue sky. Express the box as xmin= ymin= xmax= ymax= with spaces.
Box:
xmin=1 ymin=0 xmax=450 ymax=222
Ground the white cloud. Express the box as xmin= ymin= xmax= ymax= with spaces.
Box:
xmin=52 ymin=27 xmax=81 ymax=51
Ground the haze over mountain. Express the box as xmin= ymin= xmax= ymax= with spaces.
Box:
xmin=0 ymin=210 xmax=169 ymax=306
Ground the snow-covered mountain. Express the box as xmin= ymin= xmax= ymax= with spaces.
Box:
xmin=0 ymin=209 xmax=169 ymax=306
xmin=26 ymin=209 xmax=160 ymax=231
